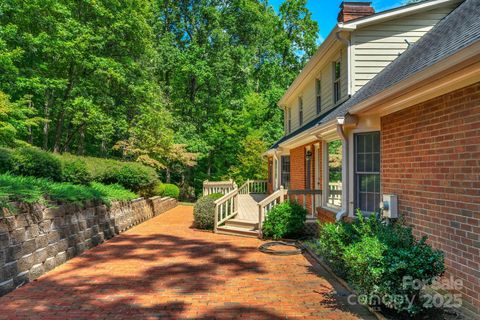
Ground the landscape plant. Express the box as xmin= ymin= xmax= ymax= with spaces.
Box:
xmin=193 ymin=193 xmax=223 ymax=230
xmin=311 ymin=212 xmax=445 ymax=316
xmin=0 ymin=173 xmax=137 ymax=211
xmin=10 ymin=147 xmax=62 ymax=181
xmin=155 ymin=183 xmax=180 ymax=199
xmin=261 ymin=201 xmax=307 ymax=240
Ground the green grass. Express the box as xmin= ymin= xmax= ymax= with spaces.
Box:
xmin=0 ymin=173 xmax=137 ymax=210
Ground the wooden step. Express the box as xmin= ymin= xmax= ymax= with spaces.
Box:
xmin=224 ymin=219 xmax=259 ymax=229
xmin=216 ymin=225 xmax=259 ymax=238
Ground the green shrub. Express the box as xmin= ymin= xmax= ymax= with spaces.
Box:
xmin=0 ymin=147 xmax=14 ymax=173
xmin=0 ymin=173 xmax=137 ymax=209
xmin=313 ymin=213 xmax=445 ymax=316
xmin=58 ymin=157 xmax=91 ymax=185
xmin=315 ymin=221 xmax=356 ymax=278
xmin=154 ymin=183 xmax=165 ymax=195
xmin=56 ymin=153 xmax=159 ymax=195
xmin=12 ymin=147 xmax=62 ymax=181
xmin=193 ymin=193 xmax=223 ymax=230
xmin=101 ymin=164 xmax=157 ymax=196
xmin=155 ymin=183 xmax=180 ymax=199
xmin=262 ymin=201 xmax=307 ymax=240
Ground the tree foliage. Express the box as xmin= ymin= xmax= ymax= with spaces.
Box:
xmin=0 ymin=0 xmax=319 ymax=197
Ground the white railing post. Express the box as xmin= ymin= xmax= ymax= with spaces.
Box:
xmin=214 ymin=205 xmax=219 ymax=232
xmin=258 ymin=203 xmax=263 ymax=238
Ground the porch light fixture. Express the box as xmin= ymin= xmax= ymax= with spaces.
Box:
xmin=305 ymin=150 xmax=312 ymax=160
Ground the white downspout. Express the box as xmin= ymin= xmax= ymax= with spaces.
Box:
xmin=336 ymin=117 xmax=349 ymax=221
xmin=336 ymin=31 xmax=352 ymax=96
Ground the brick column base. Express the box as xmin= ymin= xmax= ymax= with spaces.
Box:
xmin=317 ymin=207 xmax=337 ymax=224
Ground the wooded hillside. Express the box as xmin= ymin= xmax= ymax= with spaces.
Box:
xmin=0 ymin=0 xmax=318 ymax=198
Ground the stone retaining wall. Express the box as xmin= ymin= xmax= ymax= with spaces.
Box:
xmin=0 ymin=196 xmax=177 ymax=295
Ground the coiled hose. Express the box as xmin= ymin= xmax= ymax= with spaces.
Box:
xmin=258 ymin=241 xmax=305 ymax=256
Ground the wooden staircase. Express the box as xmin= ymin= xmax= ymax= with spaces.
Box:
xmin=216 ymin=219 xmax=259 ymax=237
xmin=203 ymin=180 xmax=289 ymax=238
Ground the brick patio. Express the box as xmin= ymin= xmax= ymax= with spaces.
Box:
xmin=0 ymin=205 xmax=374 ymax=319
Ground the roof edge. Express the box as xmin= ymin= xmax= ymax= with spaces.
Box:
xmin=338 ymin=0 xmax=463 ymax=30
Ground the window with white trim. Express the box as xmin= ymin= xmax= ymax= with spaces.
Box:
xmin=355 ymin=132 xmax=381 ymax=213
xmin=333 ymin=60 xmax=341 ymax=104
xmin=316 ymin=79 xmax=322 ymax=114
xmin=281 ymin=155 xmax=290 ymax=189
xmin=298 ymin=97 xmax=303 ymax=126
xmin=288 ymin=108 xmax=291 ymax=133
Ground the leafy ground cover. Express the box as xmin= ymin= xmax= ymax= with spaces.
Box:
xmin=0 ymin=174 xmax=137 ymax=211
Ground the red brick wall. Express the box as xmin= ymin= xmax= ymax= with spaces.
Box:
xmin=381 ymin=82 xmax=480 ymax=315
xmin=317 ymin=207 xmax=336 ymax=223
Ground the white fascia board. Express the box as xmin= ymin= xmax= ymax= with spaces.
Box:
xmin=338 ymin=0 xmax=463 ymax=30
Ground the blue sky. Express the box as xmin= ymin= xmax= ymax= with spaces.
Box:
xmin=270 ymin=0 xmax=405 ymax=42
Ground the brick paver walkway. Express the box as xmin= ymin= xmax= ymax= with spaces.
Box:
xmin=0 ymin=206 xmax=374 ymax=319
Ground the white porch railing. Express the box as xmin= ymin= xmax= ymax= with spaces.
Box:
xmin=257 ymin=187 xmax=288 ymax=237
xmin=327 ymin=182 xmax=342 ymax=207
xmin=213 ymin=188 xmax=239 ymax=232
xmin=288 ymin=189 xmax=323 ymax=219
xmin=203 ymin=180 xmax=237 ymax=196
xmin=238 ymin=180 xmax=268 ymax=194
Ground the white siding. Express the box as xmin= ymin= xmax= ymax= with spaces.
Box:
xmin=351 ymin=5 xmax=456 ymax=92
xmin=285 ymin=47 xmax=349 ymax=133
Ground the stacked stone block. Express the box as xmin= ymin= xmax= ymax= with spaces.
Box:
xmin=0 ymin=196 xmax=177 ymax=295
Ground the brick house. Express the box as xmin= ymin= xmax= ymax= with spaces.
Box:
xmin=265 ymin=0 xmax=480 ymax=316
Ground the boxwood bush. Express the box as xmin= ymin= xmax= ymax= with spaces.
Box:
xmin=0 ymin=148 xmax=159 ymax=195
xmin=11 ymin=147 xmax=62 ymax=181
xmin=312 ymin=212 xmax=445 ymax=317
xmin=58 ymin=157 xmax=91 ymax=185
xmin=55 ymin=153 xmax=159 ymax=196
xmin=101 ymin=164 xmax=158 ymax=197
xmin=155 ymin=183 xmax=180 ymax=199
xmin=193 ymin=193 xmax=223 ymax=230
xmin=262 ymin=201 xmax=307 ymax=240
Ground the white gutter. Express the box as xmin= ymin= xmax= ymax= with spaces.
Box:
xmin=335 ymin=117 xmax=349 ymax=221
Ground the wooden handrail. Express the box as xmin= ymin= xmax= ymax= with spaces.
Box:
xmin=213 ymin=188 xmax=239 ymax=232
xmin=237 ymin=179 xmax=268 ymax=195
xmin=203 ymin=179 xmax=237 ymax=196
xmin=238 ymin=181 xmax=250 ymax=194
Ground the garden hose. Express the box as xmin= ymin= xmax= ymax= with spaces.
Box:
xmin=258 ymin=241 xmax=305 ymax=256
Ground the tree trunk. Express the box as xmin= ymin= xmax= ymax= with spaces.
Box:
xmin=77 ymin=124 xmax=85 ymax=155
xmin=53 ymin=111 xmax=64 ymax=153
xmin=43 ymin=92 xmax=52 ymax=150
xmin=54 ymin=64 xmax=76 ymax=152
xmin=166 ymin=168 xmax=171 ymax=183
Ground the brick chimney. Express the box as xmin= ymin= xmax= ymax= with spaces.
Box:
xmin=338 ymin=2 xmax=375 ymax=23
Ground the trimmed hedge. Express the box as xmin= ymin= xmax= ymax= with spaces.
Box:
xmin=4 ymin=147 xmax=63 ymax=181
xmin=262 ymin=201 xmax=307 ymax=240
xmin=58 ymin=157 xmax=91 ymax=185
xmin=0 ymin=148 xmax=160 ymax=196
xmin=193 ymin=193 xmax=223 ymax=230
